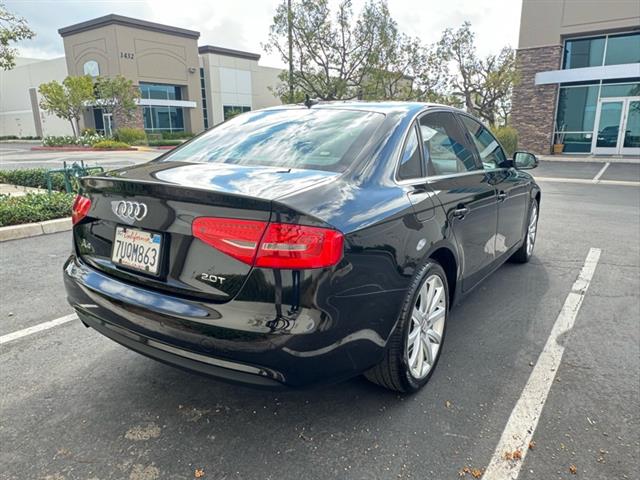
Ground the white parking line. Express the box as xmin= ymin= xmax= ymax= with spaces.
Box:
xmin=483 ymin=247 xmax=601 ymax=480
xmin=536 ymin=176 xmax=640 ymax=187
xmin=0 ymin=313 xmax=77 ymax=345
xmin=592 ymin=162 xmax=611 ymax=183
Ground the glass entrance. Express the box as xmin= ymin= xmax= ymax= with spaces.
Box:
xmin=593 ymin=97 xmax=640 ymax=155
xmin=622 ymin=100 xmax=640 ymax=155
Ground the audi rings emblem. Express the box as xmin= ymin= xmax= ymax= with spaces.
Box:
xmin=112 ymin=200 xmax=148 ymax=222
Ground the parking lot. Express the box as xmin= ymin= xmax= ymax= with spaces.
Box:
xmin=0 ymin=151 xmax=639 ymax=479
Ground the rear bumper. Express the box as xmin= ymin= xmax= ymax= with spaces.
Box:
xmin=63 ymin=255 xmax=403 ymax=388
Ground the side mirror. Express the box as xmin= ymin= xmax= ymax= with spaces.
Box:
xmin=513 ymin=151 xmax=538 ymax=170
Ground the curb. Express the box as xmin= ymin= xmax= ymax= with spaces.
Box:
xmin=0 ymin=217 xmax=72 ymax=242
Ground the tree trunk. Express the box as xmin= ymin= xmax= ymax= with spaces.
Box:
xmin=69 ymin=118 xmax=77 ymax=138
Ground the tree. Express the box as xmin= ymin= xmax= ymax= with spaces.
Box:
xmin=265 ymin=0 xmax=451 ymax=103
xmin=95 ymin=75 xmax=140 ymax=130
xmin=265 ymin=0 xmax=393 ymax=101
xmin=437 ymin=22 xmax=519 ymax=126
xmin=0 ymin=3 xmax=35 ymax=70
xmin=38 ymin=76 xmax=95 ymax=137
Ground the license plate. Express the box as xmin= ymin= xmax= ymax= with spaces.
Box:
xmin=112 ymin=226 xmax=162 ymax=275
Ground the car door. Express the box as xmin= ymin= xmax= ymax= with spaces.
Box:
xmin=418 ymin=111 xmax=498 ymax=292
xmin=458 ymin=114 xmax=529 ymax=256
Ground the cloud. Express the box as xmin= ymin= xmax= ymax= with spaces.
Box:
xmin=5 ymin=0 xmax=521 ymax=64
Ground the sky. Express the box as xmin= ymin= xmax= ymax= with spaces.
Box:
xmin=5 ymin=0 xmax=523 ymax=68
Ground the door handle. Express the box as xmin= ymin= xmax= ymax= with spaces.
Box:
xmin=452 ymin=206 xmax=469 ymax=219
xmin=497 ymin=191 xmax=507 ymax=202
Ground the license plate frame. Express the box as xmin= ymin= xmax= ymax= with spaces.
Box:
xmin=111 ymin=226 xmax=163 ymax=276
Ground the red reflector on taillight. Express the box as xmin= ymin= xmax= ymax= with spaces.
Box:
xmin=255 ymin=223 xmax=343 ymax=269
xmin=192 ymin=217 xmax=268 ymax=265
xmin=192 ymin=217 xmax=344 ymax=269
xmin=71 ymin=195 xmax=91 ymax=225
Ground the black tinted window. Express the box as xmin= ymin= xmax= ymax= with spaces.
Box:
xmin=397 ymin=125 xmax=423 ymax=180
xmin=162 ymin=108 xmax=384 ymax=172
xmin=419 ymin=112 xmax=478 ymax=175
xmin=459 ymin=115 xmax=507 ymax=170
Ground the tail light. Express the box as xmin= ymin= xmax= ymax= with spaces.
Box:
xmin=192 ymin=217 xmax=344 ymax=269
xmin=71 ymin=195 xmax=91 ymax=225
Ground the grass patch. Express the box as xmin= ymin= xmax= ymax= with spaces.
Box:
xmin=0 ymin=192 xmax=75 ymax=227
xmin=92 ymin=140 xmax=131 ymax=149
xmin=148 ymin=139 xmax=184 ymax=147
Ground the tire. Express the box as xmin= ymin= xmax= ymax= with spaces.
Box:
xmin=365 ymin=261 xmax=448 ymax=393
xmin=510 ymin=198 xmax=539 ymax=264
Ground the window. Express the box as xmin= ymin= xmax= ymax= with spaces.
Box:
xmin=83 ymin=60 xmax=100 ymax=77
xmin=555 ymin=84 xmax=599 ymax=153
xmin=601 ymin=81 xmax=640 ymax=98
xmin=161 ymin=108 xmax=384 ymax=173
xmin=139 ymin=83 xmax=182 ymax=101
xmin=459 ymin=115 xmax=507 ymax=169
xmin=604 ymin=33 xmax=640 ymax=66
xmin=563 ymin=32 xmax=640 ymax=70
xmin=223 ymin=105 xmax=251 ymax=121
xmin=419 ymin=112 xmax=478 ymax=176
xmin=200 ymin=67 xmax=209 ymax=129
xmin=142 ymin=106 xmax=185 ymax=132
xmin=563 ymin=37 xmax=605 ymax=69
xmin=397 ymin=125 xmax=422 ymax=180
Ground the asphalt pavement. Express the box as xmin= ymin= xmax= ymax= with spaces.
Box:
xmin=0 ymin=144 xmax=158 ymax=171
xmin=0 ymin=172 xmax=638 ymax=479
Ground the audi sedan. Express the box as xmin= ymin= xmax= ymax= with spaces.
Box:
xmin=64 ymin=102 xmax=540 ymax=392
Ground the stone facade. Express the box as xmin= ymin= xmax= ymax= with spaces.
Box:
xmin=511 ymin=45 xmax=563 ymax=155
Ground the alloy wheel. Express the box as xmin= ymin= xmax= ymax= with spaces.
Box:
xmin=406 ymin=274 xmax=446 ymax=380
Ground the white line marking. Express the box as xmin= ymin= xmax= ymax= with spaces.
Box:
xmin=536 ymin=176 xmax=640 ymax=187
xmin=483 ymin=247 xmax=601 ymax=480
xmin=0 ymin=313 xmax=77 ymax=345
xmin=592 ymin=162 xmax=610 ymax=183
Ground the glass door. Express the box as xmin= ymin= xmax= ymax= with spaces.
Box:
xmin=592 ymin=99 xmax=624 ymax=154
xmin=621 ymin=98 xmax=640 ymax=156
xmin=592 ymin=97 xmax=640 ymax=155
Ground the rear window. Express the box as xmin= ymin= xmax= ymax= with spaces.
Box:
xmin=161 ymin=108 xmax=384 ymax=172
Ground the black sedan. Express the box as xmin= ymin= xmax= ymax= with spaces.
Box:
xmin=64 ymin=102 xmax=540 ymax=392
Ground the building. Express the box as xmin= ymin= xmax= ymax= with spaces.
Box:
xmin=0 ymin=14 xmax=284 ymax=138
xmin=511 ymin=0 xmax=640 ymax=156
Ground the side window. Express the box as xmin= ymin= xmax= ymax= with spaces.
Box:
xmin=419 ymin=112 xmax=479 ymax=176
xmin=459 ymin=115 xmax=507 ymax=170
xmin=397 ymin=124 xmax=423 ymax=180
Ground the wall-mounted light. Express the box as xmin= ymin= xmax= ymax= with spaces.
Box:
xmin=188 ymin=67 xmax=197 ymax=73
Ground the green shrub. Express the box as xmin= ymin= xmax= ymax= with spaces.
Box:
xmin=92 ymin=140 xmax=131 ymax=149
xmin=81 ymin=128 xmax=97 ymax=136
xmin=43 ymin=133 xmax=106 ymax=147
xmin=114 ymin=127 xmax=147 ymax=145
xmin=148 ymin=139 xmax=183 ymax=147
xmin=0 ymin=168 xmax=66 ymax=192
xmin=146 ymin=133 xmax=162 ymax=142
xmin=0 ymin=192 xmax=75 ymax=227
xmin=493 ymin=126 xmax=518 ymax=157
xmin=0 ymin=135 xmax=41 ymax=140
xmin=161 ymin=131 xmax=194 ymax=140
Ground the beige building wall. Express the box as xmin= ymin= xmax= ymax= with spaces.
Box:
xmin=200 ymin=50 xmax=283 ymax=126
xmin=60 ymin=16 xmax=204 ymax=133
xmin=0 ymin=57 xmax=71 ymax=137
xmin=519 ymin=0 xmax=640 ymax=48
